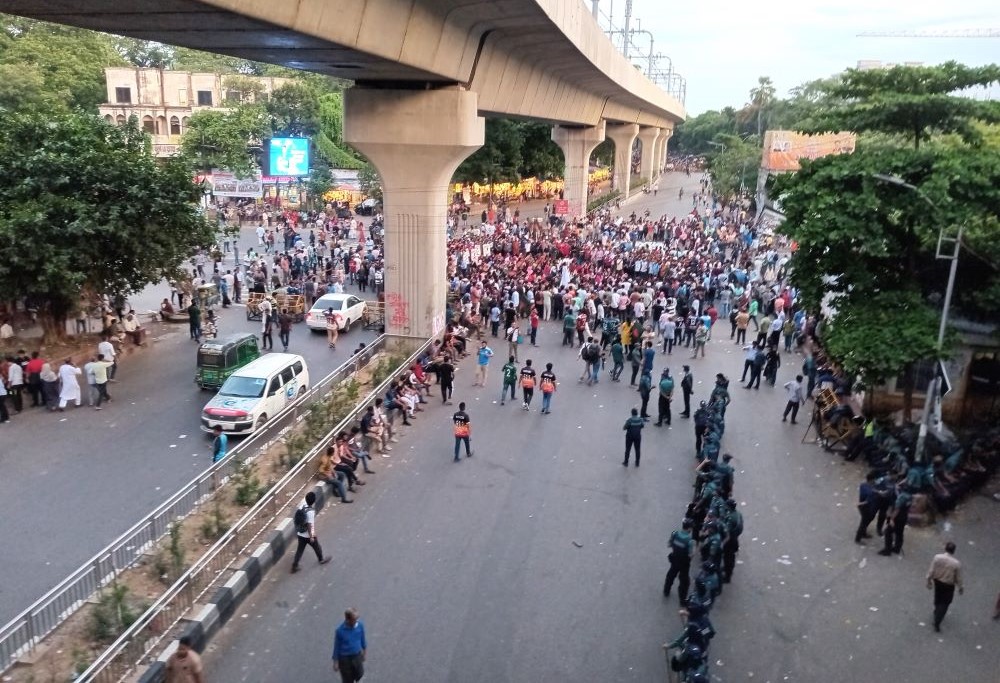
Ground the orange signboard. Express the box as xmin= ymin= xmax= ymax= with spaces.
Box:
xmin=761 ymin=131 xmax=856 ymax=172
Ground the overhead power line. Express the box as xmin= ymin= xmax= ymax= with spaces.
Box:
xmin=857 ymin=28 xmax=1000 ymax=38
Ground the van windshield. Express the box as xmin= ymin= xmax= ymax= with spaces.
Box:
xmin=218 ymin=376 xmax=266 ymax=398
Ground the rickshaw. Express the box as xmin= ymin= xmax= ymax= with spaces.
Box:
xmin=195 ymin=333 xmax=261 ymax=389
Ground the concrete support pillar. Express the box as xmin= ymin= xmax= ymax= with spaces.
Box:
xmin=344 ymin=87 xmax=484 ymax=338
xmin=656 ymin=128 xmax=673 ymax=177
xmin=552 ymin=121 xmax=606 ymax=218
xmin=605 ymin=123 xmax=639 ymax=200
xmin=637 ymin=126 xmax=661 ymax=186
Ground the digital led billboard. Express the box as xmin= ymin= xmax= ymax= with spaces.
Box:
xmin=268 ymin=137 xmax=310 ymax=176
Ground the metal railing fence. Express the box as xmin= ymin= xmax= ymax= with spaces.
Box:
xmin=0 ymin=334 xmax=404 ymax=673
xmin=78 ymin=334 xmax=433 ymax=682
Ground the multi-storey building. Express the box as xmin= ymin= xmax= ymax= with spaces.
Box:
xmin=98 ymin=67 xmax=291 ymax=157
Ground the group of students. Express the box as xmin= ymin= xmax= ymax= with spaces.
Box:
xmin=662 ymin=373 xmax=742 ymax=682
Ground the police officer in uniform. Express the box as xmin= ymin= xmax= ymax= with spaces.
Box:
xmin=664 ymin=519 xmax=695 ymax=602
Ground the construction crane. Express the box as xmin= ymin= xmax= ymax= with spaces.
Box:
xmin=858 ymin=28 xmax=1000 ymax=38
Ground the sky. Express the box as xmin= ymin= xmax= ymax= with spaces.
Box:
xmin=605 ymin=0 xmax=1000 ymax=114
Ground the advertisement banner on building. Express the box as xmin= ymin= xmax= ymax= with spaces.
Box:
xmin=761 ymin=131 xmax=856 ymax=172
xmin=211 ymin=172 xmax=263 ymax=198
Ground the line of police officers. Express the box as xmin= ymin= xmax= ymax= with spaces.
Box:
xmin=662 ymin=373 xmax=743 ymax=682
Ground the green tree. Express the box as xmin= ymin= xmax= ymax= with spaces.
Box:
xmin=802 ymin=61 xmax=1000 ymax=149
xmin=0 ymin=110 xmax=214 ymax=339
xmin=671 ymin=108 xmax=739 ymax=155
xmin=706 ymin=135 xmax=760 ymax=201
xmin=519 ymin=122 xmax=564 ymax=179
xmin=0 ymin=16 xmax=124 ymax=111
xmin=266 ymin=82 xmax=320 ymax=138
xmin=221 ymin=75 xmax=265 ymax=104
xmin=774 ymin=138 xmax=1000 ymax=417
xmin=453 ymin=118 xmax=524 ymax=186
xmin=747 ymin=76 xmax=776 ymax=139
xmin=172 ymin=46 xmax=264 ymax=75
xmin=358 ymin=162 xmax=383 ymax=201
xmin=0 ymin=63 xmax=52 ymax=111
xmin=180 ymin=105 xmax=269 ymax=177
xmin=112 ymin=37 xmax=172 ymax=68
xmin=307 ymin=163 xmax=333 ymax=207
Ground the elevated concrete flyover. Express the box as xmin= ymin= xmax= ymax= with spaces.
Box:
xmin=7 ymin=0 xmax=685 ymax=335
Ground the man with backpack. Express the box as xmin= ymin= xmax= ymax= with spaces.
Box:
xmin=291 ymin=491 xmax=331 ymax=573
xmin=664 ymin=518 xmax=695 ymax=602
xmin=580 ymin=337 xmax=601 ymax=385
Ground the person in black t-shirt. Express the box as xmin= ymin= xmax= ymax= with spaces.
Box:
xmin=451 ymin=402 xmax=472 ymax=461
xmin=519 ymin=359 xmax=537 ymax=411
xmin=437 ymin=357 xmax=455 ymax=405
xmin=539 ymin=363 xmax=557 ymax=414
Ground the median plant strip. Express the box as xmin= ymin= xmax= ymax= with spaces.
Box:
xmin=8 ymin=355 xmax=387 ymax=681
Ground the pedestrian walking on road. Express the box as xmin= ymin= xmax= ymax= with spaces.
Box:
xmin=519 ymin=359 xmax=536 ymax=411
xmin=164 ymin=635 xmax=204 ymax=683
xmin=499 ymin=355 xmax=517 ymax=405
xmin=539 ymin=363 xmax=557 ymax=414
xmin=211 ymin=425 xmax=228 ymax=463
xmin=278 ymin=309 xmax=293 ymax=352
xmin=57 ymin=358 xmax=82 ymax=410
xmin=332 ymin=608 xmax=367 ymax=683
xmin=622 ymin=407 xmax=644 ymax=467
xmin=680 ymin=365 xmax=693 ymax=418
xmin=452 ymin=401 xmax=472 ymax=461
xmin=291 ymin=491 xmax=331 ymax=573
xmin=926 ymin=542 xmax=963 ymax=632
xmin=781 ymin=375 xmax=805 ymax=424
xmin=438 ymin=355 xmax=455 ymax=405
xmin=188 ymin=302 xmax=201 ymax=342
xmin=474 ymin=341 xmax=493 ymax=387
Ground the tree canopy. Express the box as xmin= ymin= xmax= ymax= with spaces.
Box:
xmin=772 ymin=62 xmax=1000 ymax=411
xmin=0 ymin=110 xmax=215 ymax=336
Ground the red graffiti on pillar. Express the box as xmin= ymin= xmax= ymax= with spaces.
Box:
xmin=385 ymin=292 xmax=410 ymax=330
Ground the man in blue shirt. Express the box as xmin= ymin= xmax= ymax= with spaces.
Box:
xmin=332 ymin=607 xmax=367 ymax=683
xmin=474 ymin=341 xmax=493 ymax=387
xmin=211 ymin=425 xmax=228 ymax=463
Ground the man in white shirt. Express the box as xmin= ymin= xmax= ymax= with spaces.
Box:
xmin=97 ymin=335 xmax=118 ymax=381
xmin=121 ymin=312 xmax=144 ymax=346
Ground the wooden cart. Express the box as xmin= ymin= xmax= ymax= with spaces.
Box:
xmin=803 ymin=387 xmax=861 ymax=452
xmin=245 ymin=292 xmax=306 ymax=323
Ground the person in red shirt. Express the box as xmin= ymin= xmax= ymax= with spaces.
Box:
xmin=25 ymin=352 xmax=45 ymax=408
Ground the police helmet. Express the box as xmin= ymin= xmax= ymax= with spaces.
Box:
xmin=690 ymin=673 xmax=710 ymax=683
xmin=699 ymin=400 xmax=707 ymax=407
xmin=683 ymin=643 xmax=704 ymax=660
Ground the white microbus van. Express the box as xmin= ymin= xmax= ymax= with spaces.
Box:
xmin=201 ymin=353 xmax=309 ymax=435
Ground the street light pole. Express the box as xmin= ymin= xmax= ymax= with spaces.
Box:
xmin=871 ymin=173 xmax=960 ymax=462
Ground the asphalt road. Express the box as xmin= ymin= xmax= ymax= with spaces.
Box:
xmin=0 ymin=272 xmax=380 ymax=626
xmin=202 ymin=182 xmax=999 ymax=682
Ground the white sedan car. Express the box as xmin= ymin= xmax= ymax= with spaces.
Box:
xmin=305 ymin=293 xmax=367 ymax=332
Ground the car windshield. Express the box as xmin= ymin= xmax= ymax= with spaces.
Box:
xmin=315 ymin=299 xmax=343 ymax=311
xmin=218 ymin=375 xmax=266 ymax=398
